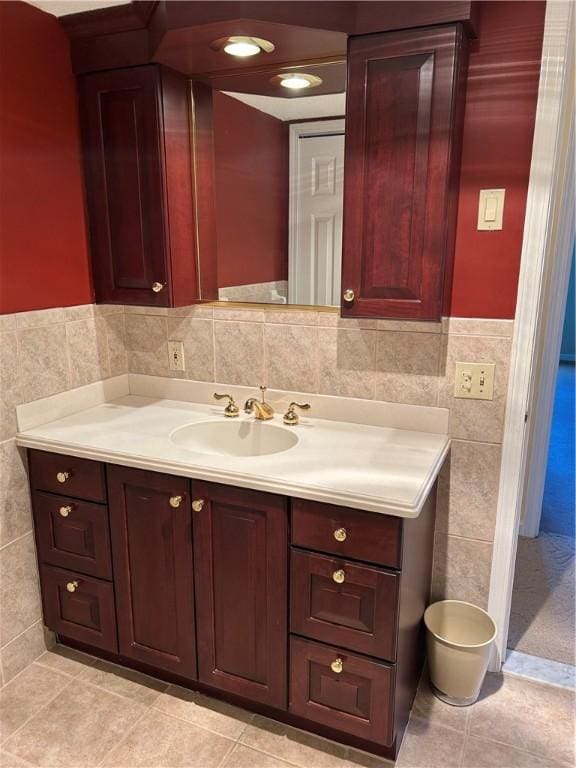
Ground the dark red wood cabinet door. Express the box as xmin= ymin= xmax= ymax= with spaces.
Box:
xmin=341 ymin=24 xmax=468 ymax=320
xmin=33 ymin=491 xmax=113 ymax=580
xmin=192 ymin=482 xmax=288 ymax=709
xmin=108 ymin=465 xmax=197 ymax=679
xmin=40 ymin=564 xmax=118 ymax=653
xmin=290 ymin=549 xmax=400 ymax=660
xmin=289 ymin=636 xmax=395 ymax=746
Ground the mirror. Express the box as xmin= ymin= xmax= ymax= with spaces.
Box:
xmin=195 ymin=61 xmax=346 ymax=307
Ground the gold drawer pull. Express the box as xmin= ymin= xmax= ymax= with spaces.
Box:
xmin=59 ymin=505 xmax=73 ymax=518
xmin=151 ymin=281 xmax=165 ymax=293
xmin=333 ymin=527 xmax=347 ymax=542
xmin=56 ymin=471 xmax=70 ymax=483
xmin=169 ymin=495 xmax=183 ymax=509
xmin=192 ymin=499 xmax=205 ymax=512
xmin=66 ymin=580 xmax=79 ymax=593
xmin=343 ymin=288 xmax=355 ymax=303
xmin=332 ymin=569 xmax=345 ymax=584
xmin=331 ymin=658 xmax=343 ymax=674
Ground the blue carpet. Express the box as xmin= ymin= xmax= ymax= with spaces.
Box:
xmin=540 ymin=362 xmax=575 ymax=538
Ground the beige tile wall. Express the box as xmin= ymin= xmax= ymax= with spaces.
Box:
xmin=125 ymin=303 xmax=513 ymax=612
xmin=0 ymin=304 xmax=126 ymax=685
xmin=0 ymin=300 xmax=512 ymax=684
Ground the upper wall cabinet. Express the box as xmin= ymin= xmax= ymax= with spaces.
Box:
xmin=79 ymin=64 xmax=215 ymax=307
xmin=341 ymin=24 xmax=468 ymax=320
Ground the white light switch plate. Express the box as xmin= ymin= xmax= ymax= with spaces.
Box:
xmin=168 ymin=340 xmax=185 ymax=372
xmin=454 ymin=362 xmax=495 ymax=400
xmin=477 ymin=189 xmax=505 ymax=230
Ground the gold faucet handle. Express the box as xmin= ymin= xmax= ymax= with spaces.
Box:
xmin=213 ymin=393 xmax=240 ymax=417
xmin=283 ymin=402 xmax=311 ymax=426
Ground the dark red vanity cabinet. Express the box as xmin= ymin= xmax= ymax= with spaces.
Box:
xmin=29 ymin=448 xmax=436 ymax=760
xmin=79 ymin=64 xmax=214 ymax=307
xmin=192 ymin=481 xmax=288 ymax=709
xmin=107 ymin=465 xmax=197 ymax=679
xmin=341 ymin=24 xmax=468 ymax=320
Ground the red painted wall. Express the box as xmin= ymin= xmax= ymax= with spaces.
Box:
xmin=213 ymin=91 xmax=289 ymax=288
xmin=450 ymin=0 xmax=545 ymax=318
xmin=0 ymin=1 xmax=92 ymax=314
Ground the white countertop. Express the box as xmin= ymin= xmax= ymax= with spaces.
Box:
xmin=16 ymin=385 xmax=450 ymax=517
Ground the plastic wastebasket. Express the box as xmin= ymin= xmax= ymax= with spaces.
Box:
xmin=424 ymin=600 xmax=497 ymax=706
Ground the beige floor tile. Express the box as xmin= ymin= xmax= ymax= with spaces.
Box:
xmin=0 ymin=749 xmax=34 ymax=767
xmin=1 ymin=621 xmax=46 ymax=684
xmin=344 ymin=747 xmax=394 ymax=768
xmin=240 ymin=716 xmax=351 ymax=768
xmin=469 ymin=673 xmax=575 ymax=765
xmin=395 ymin=717 xmax=465 ymax=768
xmin=222 ymin=743 xmax=293 ymax=768
xmin=0 ymin=663 xmax=70 ymax=743
xmin=410 ymin=676 xmax=469 ymax=732
xmin=154 ymin=684 xmax=252 ymax=739
xmin=3 ymin=680 xmax=145 ymax=767
xmin=461 ymin=736 xmax=568 ymax=767
xmin=34 ymin=645 xmax=96 ymax=678
xmin=78 ymin=659 xmax=168 ymax=705
xmin=102 ymin=709 xmax=234 ymax=767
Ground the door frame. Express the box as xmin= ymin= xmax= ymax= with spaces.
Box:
xmin=288 ymin=118 xmax=345 ymax=304
xmin=487 ymin=0 xmax=575 ymax=670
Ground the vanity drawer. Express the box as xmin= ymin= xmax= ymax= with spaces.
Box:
xmin=289 ymin=636 xmax=394 ymax=746
xmin=291 ymin=499 xmax=402 ymax=569
xmin=291 ymin=549 xmax=399 ymax=660
xmin=33 ymin=491 xmax=113 ymax=579
xmin=40 ymin=564 xmax=118 ymax=653
xmin=29 ymin=450 xmax=107 ymax=503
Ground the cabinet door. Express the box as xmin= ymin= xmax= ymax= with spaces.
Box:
xmin=80 ymin=65 xmax=205 ymax=306
xmin=341 ymin=25 xmax=467 ymax=320
xmin=192 ymin=482 xmax=288 ymax=709
xmin=108 ymin=465 xmax=196 ymax=679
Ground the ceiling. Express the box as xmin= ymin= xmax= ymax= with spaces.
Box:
xmin=25 ymin=1 xmax=129 ymax=17
xmin=223 ymin=92 xmax=346 ymax=122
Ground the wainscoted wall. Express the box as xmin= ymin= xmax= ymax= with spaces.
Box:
xmin=0 ymin=305 xmax=126 ymax=684
xmin=0 ymin=300 xmax=511 ymax=682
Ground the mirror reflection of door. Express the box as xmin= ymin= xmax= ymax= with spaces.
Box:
xmin=289 ymin=121 xmax=345 ymax=306
xmin=201 ymin=63 xmax=346 ymax=307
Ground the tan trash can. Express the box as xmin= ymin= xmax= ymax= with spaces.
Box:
xmin=424 ymin=600 xmax=497 ymax=706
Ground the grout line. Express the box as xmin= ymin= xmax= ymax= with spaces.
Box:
xmin=0 ymin=618 xmax=43 ymax=662
xmin=149 ymin=699 xmax=253 ymax=743
xmin=1 ymin=672 xmax=76 ymax=748
xmin=95 ymin=703 xmax=151 ymax=767
xmin=0 ymin=529 xmax=34 ymax=553
xmin=464 ymin=728 xmax=571 ymax=767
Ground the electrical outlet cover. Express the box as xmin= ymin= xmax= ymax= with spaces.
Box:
xmin=168 ymin=340 xmax=185 ymax=372
xmin=454 ymin=362 xmax=495 ymax=400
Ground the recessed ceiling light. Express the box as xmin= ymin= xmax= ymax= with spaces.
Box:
xmin=211 ymin=36 xmax=275 ymax=58
xmin=272 ymin=73 xmax=323 ymax=91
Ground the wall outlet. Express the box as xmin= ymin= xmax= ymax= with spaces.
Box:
xmin=168 ymin=340 xmax=185 ymax=372
xmin=454 ymin=362 xmax=495 ymax=400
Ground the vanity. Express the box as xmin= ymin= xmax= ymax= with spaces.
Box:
xmin=18 ymin=383 xmax=449 ymax=760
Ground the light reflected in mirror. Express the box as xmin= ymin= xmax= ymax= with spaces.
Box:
xmin=201 ymin=62 xmax=345 ymax=307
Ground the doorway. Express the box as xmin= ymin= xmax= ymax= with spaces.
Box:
xmin=507 ymin=249 xmax=575 ymax=677
xmin=288 ymin=120 xmax=345 ymax=306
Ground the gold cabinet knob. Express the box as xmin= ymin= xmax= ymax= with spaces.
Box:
xmin=343 ymin=288 xmax=355 ymax=303
xmin=59 ymin=505 xmax=73 ymax=518
xmin=333 ymin=527 xmax=347 ymax=542
xmin=169 ymin=495 xmax=183 ymax=509
xmin=332 ymin=569 xmax=345 ymax=584
xmin=192 ymin=499 xmax=205 ymax=512
xmin=330 ymin=658 xmax=343 ymax=674
xmin=151 ymin=281 xmax=165 ymax=293
xmin=56 ymin=471 xmax=70 ymax=484
xmin=66 ymin=580 xmax=79 ymax=593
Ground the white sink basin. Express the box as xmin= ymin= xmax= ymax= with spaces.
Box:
xmin=170 ymin=420 xmax=299 ymax=457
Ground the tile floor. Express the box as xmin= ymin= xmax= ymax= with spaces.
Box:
xmin=0 ymin=646 xmax=574 ymax=768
